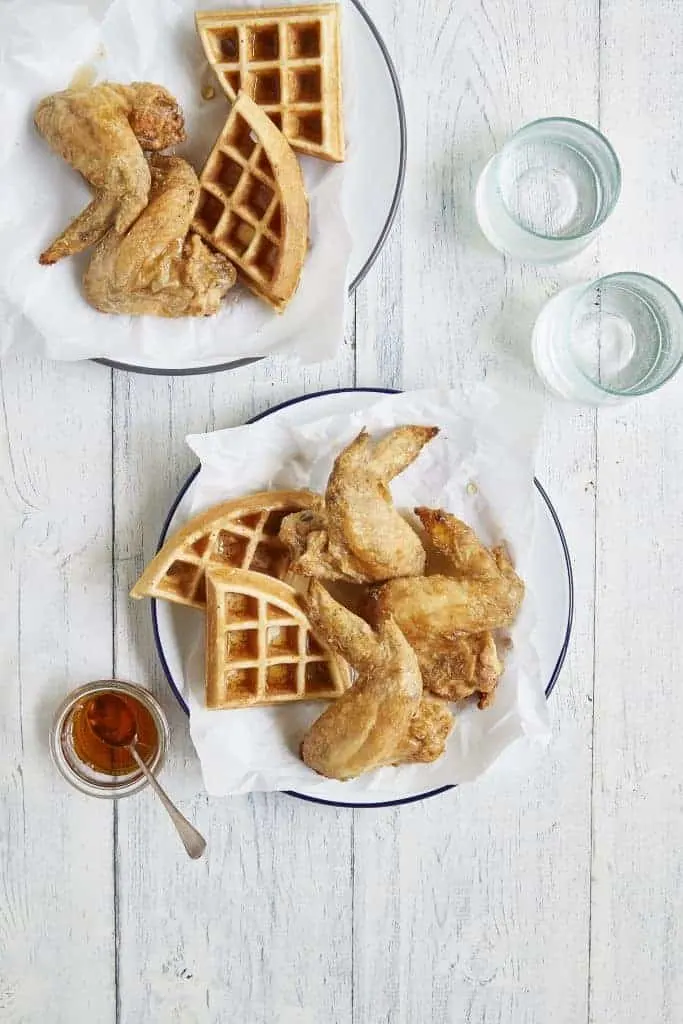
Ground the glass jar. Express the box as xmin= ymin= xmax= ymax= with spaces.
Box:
xmin=50 ymin=680 xmax=170 ymax=798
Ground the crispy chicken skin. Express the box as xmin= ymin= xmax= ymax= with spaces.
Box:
xmin=83 ymin=155 xmax=236 ymax=317
xmin=407 ymin=631 xmax=503 ymax=708
xmin=373 ymin=508 xmax=525 ymax=635
xmin=35 ymin=83 xmax=185 ymax=265
xmin=393 ymin=696 xmax=455 ymax=763
xmin=301 ymin=583 xmax=453 ymax=780
xmin=369 ymin=507 xmax=523 ymax=707
xmin=280 ymin=426 xmax=438 ymax=584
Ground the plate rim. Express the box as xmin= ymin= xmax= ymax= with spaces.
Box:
xmin=95 ymin=0 xmax=408 ymax=377
xmin=151 ymin=387 xmax=575 ymax=808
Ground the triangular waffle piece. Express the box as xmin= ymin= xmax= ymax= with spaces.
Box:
xmin=205 ymin=567 xmax=351 ymax=708
xmin=192 ymin=91 xmax=309 ymax=312
xmin=130 ymin=490 xmax=319 ymax=610
xmin=196 ymin=4 xmax=345 ymax=162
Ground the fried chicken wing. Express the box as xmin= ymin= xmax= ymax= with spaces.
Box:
xmin=373 ymin=508 xmax=525 ymax=634
xmin=280 ymin=426 xmax=438 ymax=584
xmin=35 ymin=82 xmax=185 ymax=265
xmin=301 ymin=583 xmax=453 ymax=780
xmin=369 ymin=507 xmax=523 ymax=707
xmin=83 ymin=155 xmax=236 ymax=317
xmin=393 ymin=696 xmax=455 ymax=764
xmin=407 ymin=631 xmax=503 ymax=708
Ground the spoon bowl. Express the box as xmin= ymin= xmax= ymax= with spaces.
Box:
xmin=86 ymin=693 xmax=137 ymax=747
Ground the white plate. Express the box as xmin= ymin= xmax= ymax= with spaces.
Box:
xmin=152 ymin=389 xmax=574 ymax=808
xmin=100 ymin=1 xmax=406 ymax=374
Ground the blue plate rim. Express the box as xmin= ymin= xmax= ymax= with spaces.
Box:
xmin=95 ymin=0 xmax=407 ymax=377
xmin=151 ymin=387 xmax=574 ymax=809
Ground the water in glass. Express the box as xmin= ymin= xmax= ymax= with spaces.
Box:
xmin=476 ymin=118 xmax=621 ymax=263
xmin=497 ymin=139 xmax=602 ymax=239
xmin=532 ymin=274 xmax=683 ymax=403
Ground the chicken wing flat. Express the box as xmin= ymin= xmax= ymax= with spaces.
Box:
xmin=35 ymin=83 xmax=185 ymax=265
xmin=373 ymin=507 xmax=525 ymax=635
xmin=280 ymin=426 xmax=438 ymax=584
xmin=301 ymin=583 xmax=453 ymax=780
xmin=83 ymin=155 xmax=236 ymax=317
xmin=369 ymin=507 xmax=523 ymax=707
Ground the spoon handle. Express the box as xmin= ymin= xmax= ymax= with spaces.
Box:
xmin=130 ymin=747 xmax=207 ymax=860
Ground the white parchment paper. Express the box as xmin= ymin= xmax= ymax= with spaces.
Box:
xmin=0 ymin=0 xmax=353 ymax=365
xmin=180 ymin=387 xmax=550 ymax=799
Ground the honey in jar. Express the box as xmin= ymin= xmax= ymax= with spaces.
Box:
xmin=71 ymin=690 xmax=159 ymax=775
xmin=51 ymin=681 xmax=169 ymax=798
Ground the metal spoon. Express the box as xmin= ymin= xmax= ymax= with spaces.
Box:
xmin=87 ymin=694 xmax=207 ymax=860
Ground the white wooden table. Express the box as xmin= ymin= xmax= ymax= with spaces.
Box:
xmin=3 ymin=1 xmax=683 ymax=1021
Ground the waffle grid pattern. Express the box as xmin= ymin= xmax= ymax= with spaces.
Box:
xmin=160 ymin=509 xmax=290 ymax=608
xmin=205 ymin=569 xmax=349 ymax=708
xmin=213 ymin=589 xmax=340 ymax=705
xmin=196 ymin=5 xmax=343 ymax=161
xmin=193 ymin=107 xmax=284 ymax=292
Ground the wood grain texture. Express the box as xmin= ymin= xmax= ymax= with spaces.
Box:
xmin=590 ymin=3 xmax=683 ymax=1021
xmin=0 ymin=352 xmax=115 ymax=1024
xmin=354 ymin=1 xmax=599 ymax=1021
xmin=112 ymin=315 xmax=356 ymax=1023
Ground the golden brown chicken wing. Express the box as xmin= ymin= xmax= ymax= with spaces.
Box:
xmin=35 ymin=82 xmax=185 ymax=265
xmin=373 ymin=508 xmax=525 ymax=635
xmin=369 ymin=507 xmax=523 ymax=708
xmin=280 ymin=426 xmax=438 ymax=584
xmin=407 ymin=631 xmax=503 ymax=708
xmin=393 ymin=696 xmax=455 ymax=763
xmin=83 ymin=155 xmax=236 ymax=317
xmin=301 ymin=583 xmax=453 ymax=780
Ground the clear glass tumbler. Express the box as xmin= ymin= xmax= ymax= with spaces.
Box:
xmin=531 ymin=272 xmax=683 ymax=404
xmin=476 ymin=117 xmax=621 ymax=263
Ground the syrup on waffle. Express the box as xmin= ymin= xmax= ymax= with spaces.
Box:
xmin=195 ymin=4 xmax=344 ymax=162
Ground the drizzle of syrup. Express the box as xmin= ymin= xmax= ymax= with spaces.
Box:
xmin=72 ymin=692 xmax=158 ymax=775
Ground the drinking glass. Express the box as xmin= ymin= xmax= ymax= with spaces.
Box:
xmin=476 ymin=117 xmax=621 ymax=263
xmin=531 ymin=273 xmax=683 ymax=404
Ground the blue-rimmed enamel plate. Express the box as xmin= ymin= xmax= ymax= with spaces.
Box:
xmin=150 ymin=388 xmax=574 ymax=808
xmin=98 ymin=1 xmax=406 ymax=375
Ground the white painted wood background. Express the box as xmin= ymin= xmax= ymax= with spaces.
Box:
xmin=1 ymin=0 xmax=682 ymax=1020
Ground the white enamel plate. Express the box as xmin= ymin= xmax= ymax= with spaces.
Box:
xmin=152 ymin=389 xmax=574 ymax=808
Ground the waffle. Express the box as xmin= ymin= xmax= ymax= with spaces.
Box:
xmin=130 ymin=490 xmax=319 ymax=610
xmin=205 ymin=567 xmax=351 ymax=708
xmin=192 ymin=91 xmax=309 ymax=312
xmin=195 ymin=4 xmax=345 ymax=163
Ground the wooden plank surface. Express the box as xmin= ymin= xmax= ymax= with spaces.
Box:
xmin=590 ymin=2 xmax=683 ymax=1021
xmin=0 ymin=353 xmax=115 ymax=1024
